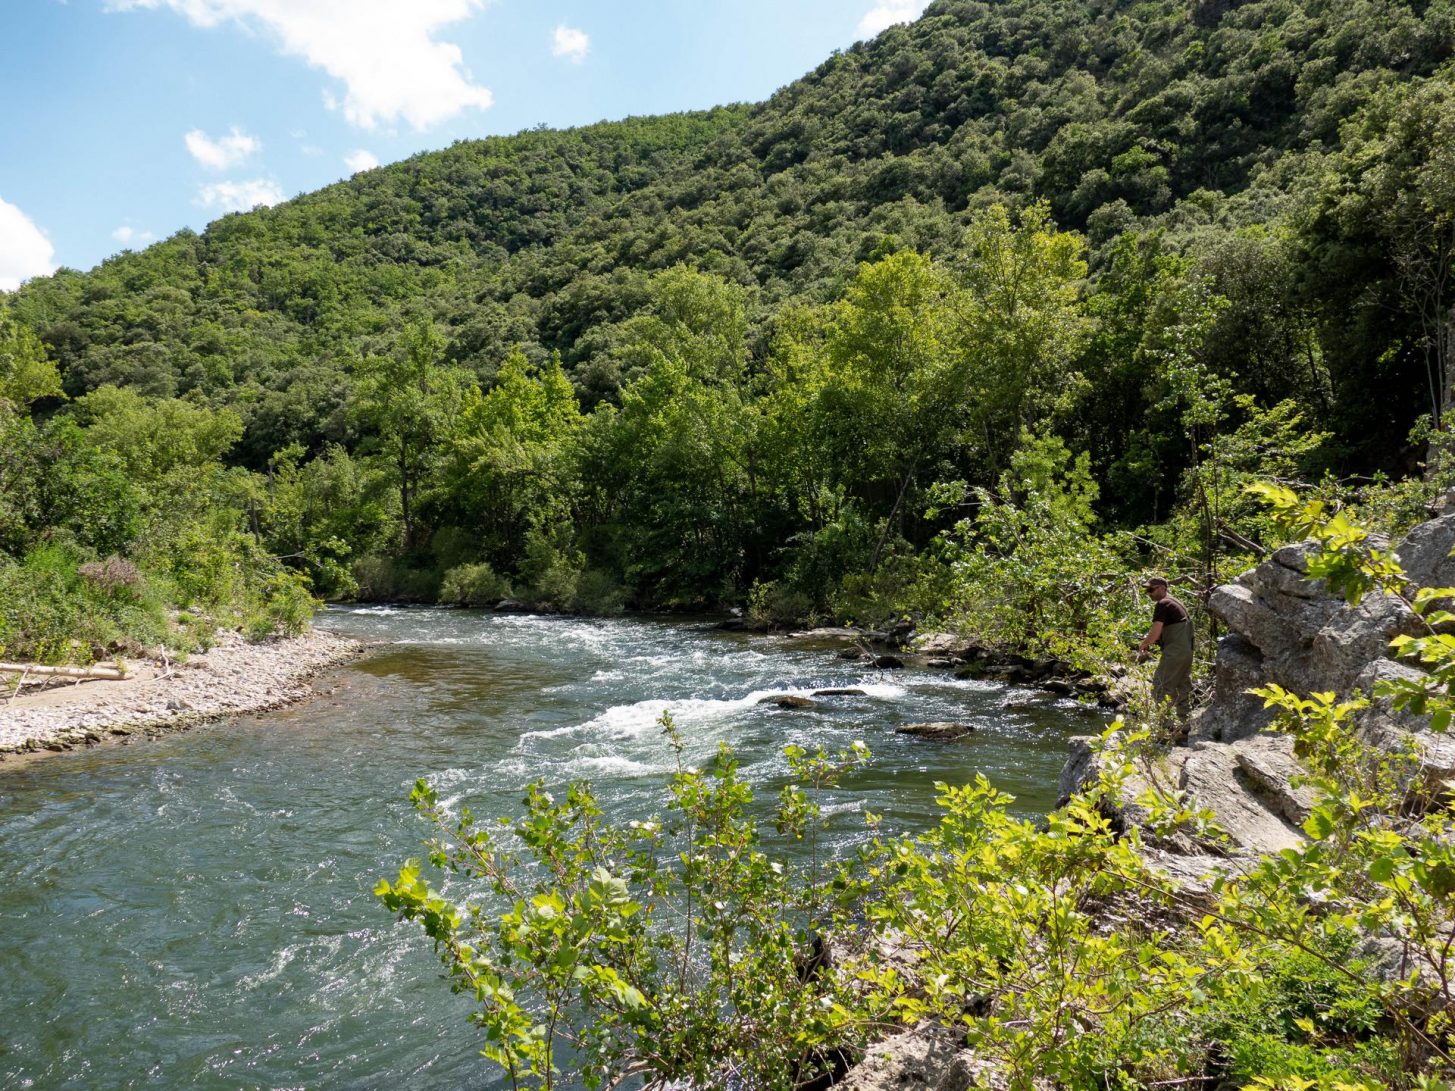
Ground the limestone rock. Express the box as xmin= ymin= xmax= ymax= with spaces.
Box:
xmin=1201 ymin=538 xmax=1416 ymax=741
xmin=915 ymin=632 xmax=965 ymax=656
xmin=1394 ymin=512 xmax=1455 ymax=589
xmin=1197 ymin=632 xmax=1269 ymax=743
xmin=834 ymin=1024 xmax=1002 ymax=1091
xmin=1180 ymin=744 xmax=1304 ymax=854
xmin=1231 ymin=734 xmax=1317 ymax=825
xmin=1355 ymin=658 xmax=1455 ymax=800
xmin=1059 ymin=735 xmax=1304 ymax=856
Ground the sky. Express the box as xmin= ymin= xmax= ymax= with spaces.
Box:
xmin=0 ymin=0 xmax=931 ymax=290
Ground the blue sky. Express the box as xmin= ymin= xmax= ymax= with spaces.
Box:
xmin=0 ymin=0 xmax=929 ymax=289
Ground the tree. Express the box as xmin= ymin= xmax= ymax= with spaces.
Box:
xmin=955 ymin=202 xmax=1088 ymax=474
xmin=438 ymin=349 xmax=584 ymax=571
xmin=352 ymin=322 xmax=468 ymax=553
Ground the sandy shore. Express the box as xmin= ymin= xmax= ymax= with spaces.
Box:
xmin=0 ymin=627 xmax=364 ymax=764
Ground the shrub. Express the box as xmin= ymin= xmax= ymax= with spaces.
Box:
xmin=77 ymin=555 xmax=145 ymax=600
xmin=746 ymin=578 xmax=816 ymax=627
xmin=573 ymin=568 xmax=626 ymax=615
xmin=351 ymin=554 xmax=397 ymax=601
xmin=258 ymin=569 xmax=318 ymax=638
xmin=439 ymin=562 xmax=512 ymax=606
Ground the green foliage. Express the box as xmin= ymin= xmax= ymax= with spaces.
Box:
xmin=439 ymin=562 xmax=513 ymax=607
xmin=1249 ymin=483 xmax=1406 ymax=604
xmin=0 ymin=300 xmax=63 ymax=410
xmin=378 ymin=715 xmax=879 ymax=1090
xmin=384 ymin=702 xmax=1438 ymax=1089
xmin=0 ymin=544 xmax=169 ymax=663
xmin=926 ymin=431 xmax=1141 ymax=669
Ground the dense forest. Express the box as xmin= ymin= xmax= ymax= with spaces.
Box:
xmin=14 ymin=1 xmax=1455 ymax=1086
xmin=5 ymin=0 xmax=1455 ymax=665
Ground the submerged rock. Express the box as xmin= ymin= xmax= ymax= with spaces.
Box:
xmin=813 ymin=687 xmax=867 ymax=697
xmin=896 ymin=721 xmax=974 ymax=741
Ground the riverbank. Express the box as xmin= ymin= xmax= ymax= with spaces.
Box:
xmin=0 ymin=627 xmax=363 ymax=764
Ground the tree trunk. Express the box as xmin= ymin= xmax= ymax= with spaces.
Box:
xmin=1 ymin=663 xmax=126 ymax=680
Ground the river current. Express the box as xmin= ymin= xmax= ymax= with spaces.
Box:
xmin=0 ymin=608 xmax=1104 ymax=1090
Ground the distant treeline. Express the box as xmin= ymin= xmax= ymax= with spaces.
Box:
xmin=5 ymin=0 xmax=1455 ymax=661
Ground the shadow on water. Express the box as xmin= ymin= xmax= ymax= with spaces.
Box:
xmin=0 ymin=606 xmax=1106 ymax=1090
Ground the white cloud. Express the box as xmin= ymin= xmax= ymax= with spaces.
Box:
xmin=0 ymin=197 xmax=56 ymax=291
xmin=551 ymin=24 xmax=588 ymax=63
xmin=110 ymin=0 xmax=493 ymax=130
xmin=111 ymin=224 xmax=156 ymax=245
xmin=184 ymin=125 xmax=259 ymax=170
xmin=195 ymin=178 xmax=285 ymax=213
xmin=345 ymin=149 xmax=380 ymax=173
xmin=857 ymin=0 xmax=929 ymax=36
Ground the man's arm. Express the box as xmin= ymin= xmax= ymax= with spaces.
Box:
xmin=1137 ymin=621 xmax=1164 ymax=660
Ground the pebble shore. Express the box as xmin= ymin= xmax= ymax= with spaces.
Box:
xmin=0 ymin=627 xmax=363 ymax=763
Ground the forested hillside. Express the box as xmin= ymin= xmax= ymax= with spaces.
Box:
xmin=5 ymin=0 xmax=1455 ymax=660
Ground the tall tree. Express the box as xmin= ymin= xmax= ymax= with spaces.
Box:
xmin=352 ymin=322 xmax=467 ymax=553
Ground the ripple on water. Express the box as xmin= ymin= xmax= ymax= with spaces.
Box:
xmin=0 ymin=607 xmax=1103 ymax=1091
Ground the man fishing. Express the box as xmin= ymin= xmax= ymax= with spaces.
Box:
xmin=1136 ymin=576 xmax=1193 ymax=732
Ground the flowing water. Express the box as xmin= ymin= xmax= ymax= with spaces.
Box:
xmin=0 ymin=608 xmax=1106 ymax=1090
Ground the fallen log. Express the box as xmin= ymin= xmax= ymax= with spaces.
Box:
xmin=0 ymin=662 xmax=125 ymax=680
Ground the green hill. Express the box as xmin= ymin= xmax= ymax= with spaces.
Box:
xmin=4 ymin=0 xmax=1455 ymax=649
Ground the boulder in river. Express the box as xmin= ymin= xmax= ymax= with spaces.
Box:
xmin=813 ymin=687 xmax=867 ymax=697
xmin=873 ymin=655 xmax=905 ymax=669
xmin=897 ymin=721 xmax=974 ymax=741
xmin=787 ymin=626 xmax=868 ymax=642
xmin=759 ymin=694 xmax=816 ymax=710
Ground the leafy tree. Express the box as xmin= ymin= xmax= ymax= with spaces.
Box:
xmin=352 ymin=322 xmax=468 ymax=553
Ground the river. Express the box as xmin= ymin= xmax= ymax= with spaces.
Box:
xmin=0 ymin=608 xmax=1105 ymax=1090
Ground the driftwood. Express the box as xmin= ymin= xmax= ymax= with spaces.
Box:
xmin=0 ymin=662 xmax=126 ymax=680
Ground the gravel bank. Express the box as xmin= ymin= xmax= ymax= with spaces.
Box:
xmin=0 ymin=627 xmax=363 ymax=763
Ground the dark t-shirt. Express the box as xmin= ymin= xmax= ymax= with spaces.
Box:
xmin=1152 ymin=594 xmax=1189 ymax=637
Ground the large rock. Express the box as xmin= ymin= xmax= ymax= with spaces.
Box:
xmin=759 ymin=694 xmax=816 ymax=710
xmin=1231 ymin=734 xmax=1318 ymax=826
xmin=1180 ymin=743 xmax=1305 ymax=854
xmin=1355 ymin=658 xmax=1455 ymax=801
xmin=1059 ymin=735 xmax=1306 ymax=856
xmin=833 ymin=1025 xmax=1003 ymax=1091
xmin=1198 ymin=632 xmax=1270 ymax=743
xmin=1201 ymin=538 xmax=1418 ymax=742
xmin=1391 ymin=512 xmax=1455 ymax=589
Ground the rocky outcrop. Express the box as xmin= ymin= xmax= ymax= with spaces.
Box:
xmin=1201 ymin=541 xmax=1420 ymax=743
xmin=1354 ymin=657 xmax=1455 ymax=801
xmin=1059 ymin=733 xmax=1306 ymax=855
xmin=1060 ymin=506 xmax=1455 ymax=862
